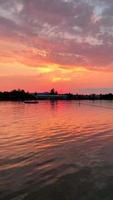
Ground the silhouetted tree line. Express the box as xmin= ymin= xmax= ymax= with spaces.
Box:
xmin=0 ymin=89 xmax=113 ymax=101
xmin=64 ymin=93 xmax=113 ymax=100
xmin=0 ymin=90 xmax=36 ymax=101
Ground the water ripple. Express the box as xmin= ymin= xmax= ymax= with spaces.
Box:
xmin=1 ymin=101 xmax=113 ymax=199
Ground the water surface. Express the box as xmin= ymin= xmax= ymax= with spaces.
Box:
xmin=1 ymin=100 xmax=113 ymax=200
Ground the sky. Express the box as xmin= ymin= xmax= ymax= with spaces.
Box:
xmin=0 ymin=0 xmax=113 ymax=93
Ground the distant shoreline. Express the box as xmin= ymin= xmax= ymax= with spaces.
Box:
xmin=0 ymin=89 xmax=113 ymax=101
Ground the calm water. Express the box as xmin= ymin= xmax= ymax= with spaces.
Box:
xmin=1 ymin=101 xmax=113 ymax=200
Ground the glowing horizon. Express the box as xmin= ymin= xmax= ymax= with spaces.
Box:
xmin=0 ymin=0 xmax=113 ymax=93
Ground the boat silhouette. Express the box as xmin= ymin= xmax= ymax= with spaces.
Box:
xmin=24 ymin=100 xmax=39 ymax=104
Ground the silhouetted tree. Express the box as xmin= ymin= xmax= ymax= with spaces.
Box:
xmin=50 ymin=88 xmax=58 ymax=95
xmin=0 ymin=89 xmax=36 ymax=101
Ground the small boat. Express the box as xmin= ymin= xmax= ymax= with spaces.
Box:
xmin=24 ymin=100 xmax=39 ymax=104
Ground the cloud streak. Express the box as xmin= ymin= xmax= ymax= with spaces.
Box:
xmin=1 ymin=0 xmax=113 ymax=92
xmin=0 ymin=1 xmax=113 ymax=68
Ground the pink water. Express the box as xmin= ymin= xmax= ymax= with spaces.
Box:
xmin=1 ymin=101 xmax=113 ymax=200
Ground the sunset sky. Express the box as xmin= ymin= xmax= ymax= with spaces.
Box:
xmin=0 ymin=0 xmax=113 ymax=93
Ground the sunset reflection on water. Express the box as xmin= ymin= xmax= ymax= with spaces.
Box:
xmin=1 ymin=100 xmax=113 ymax=200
